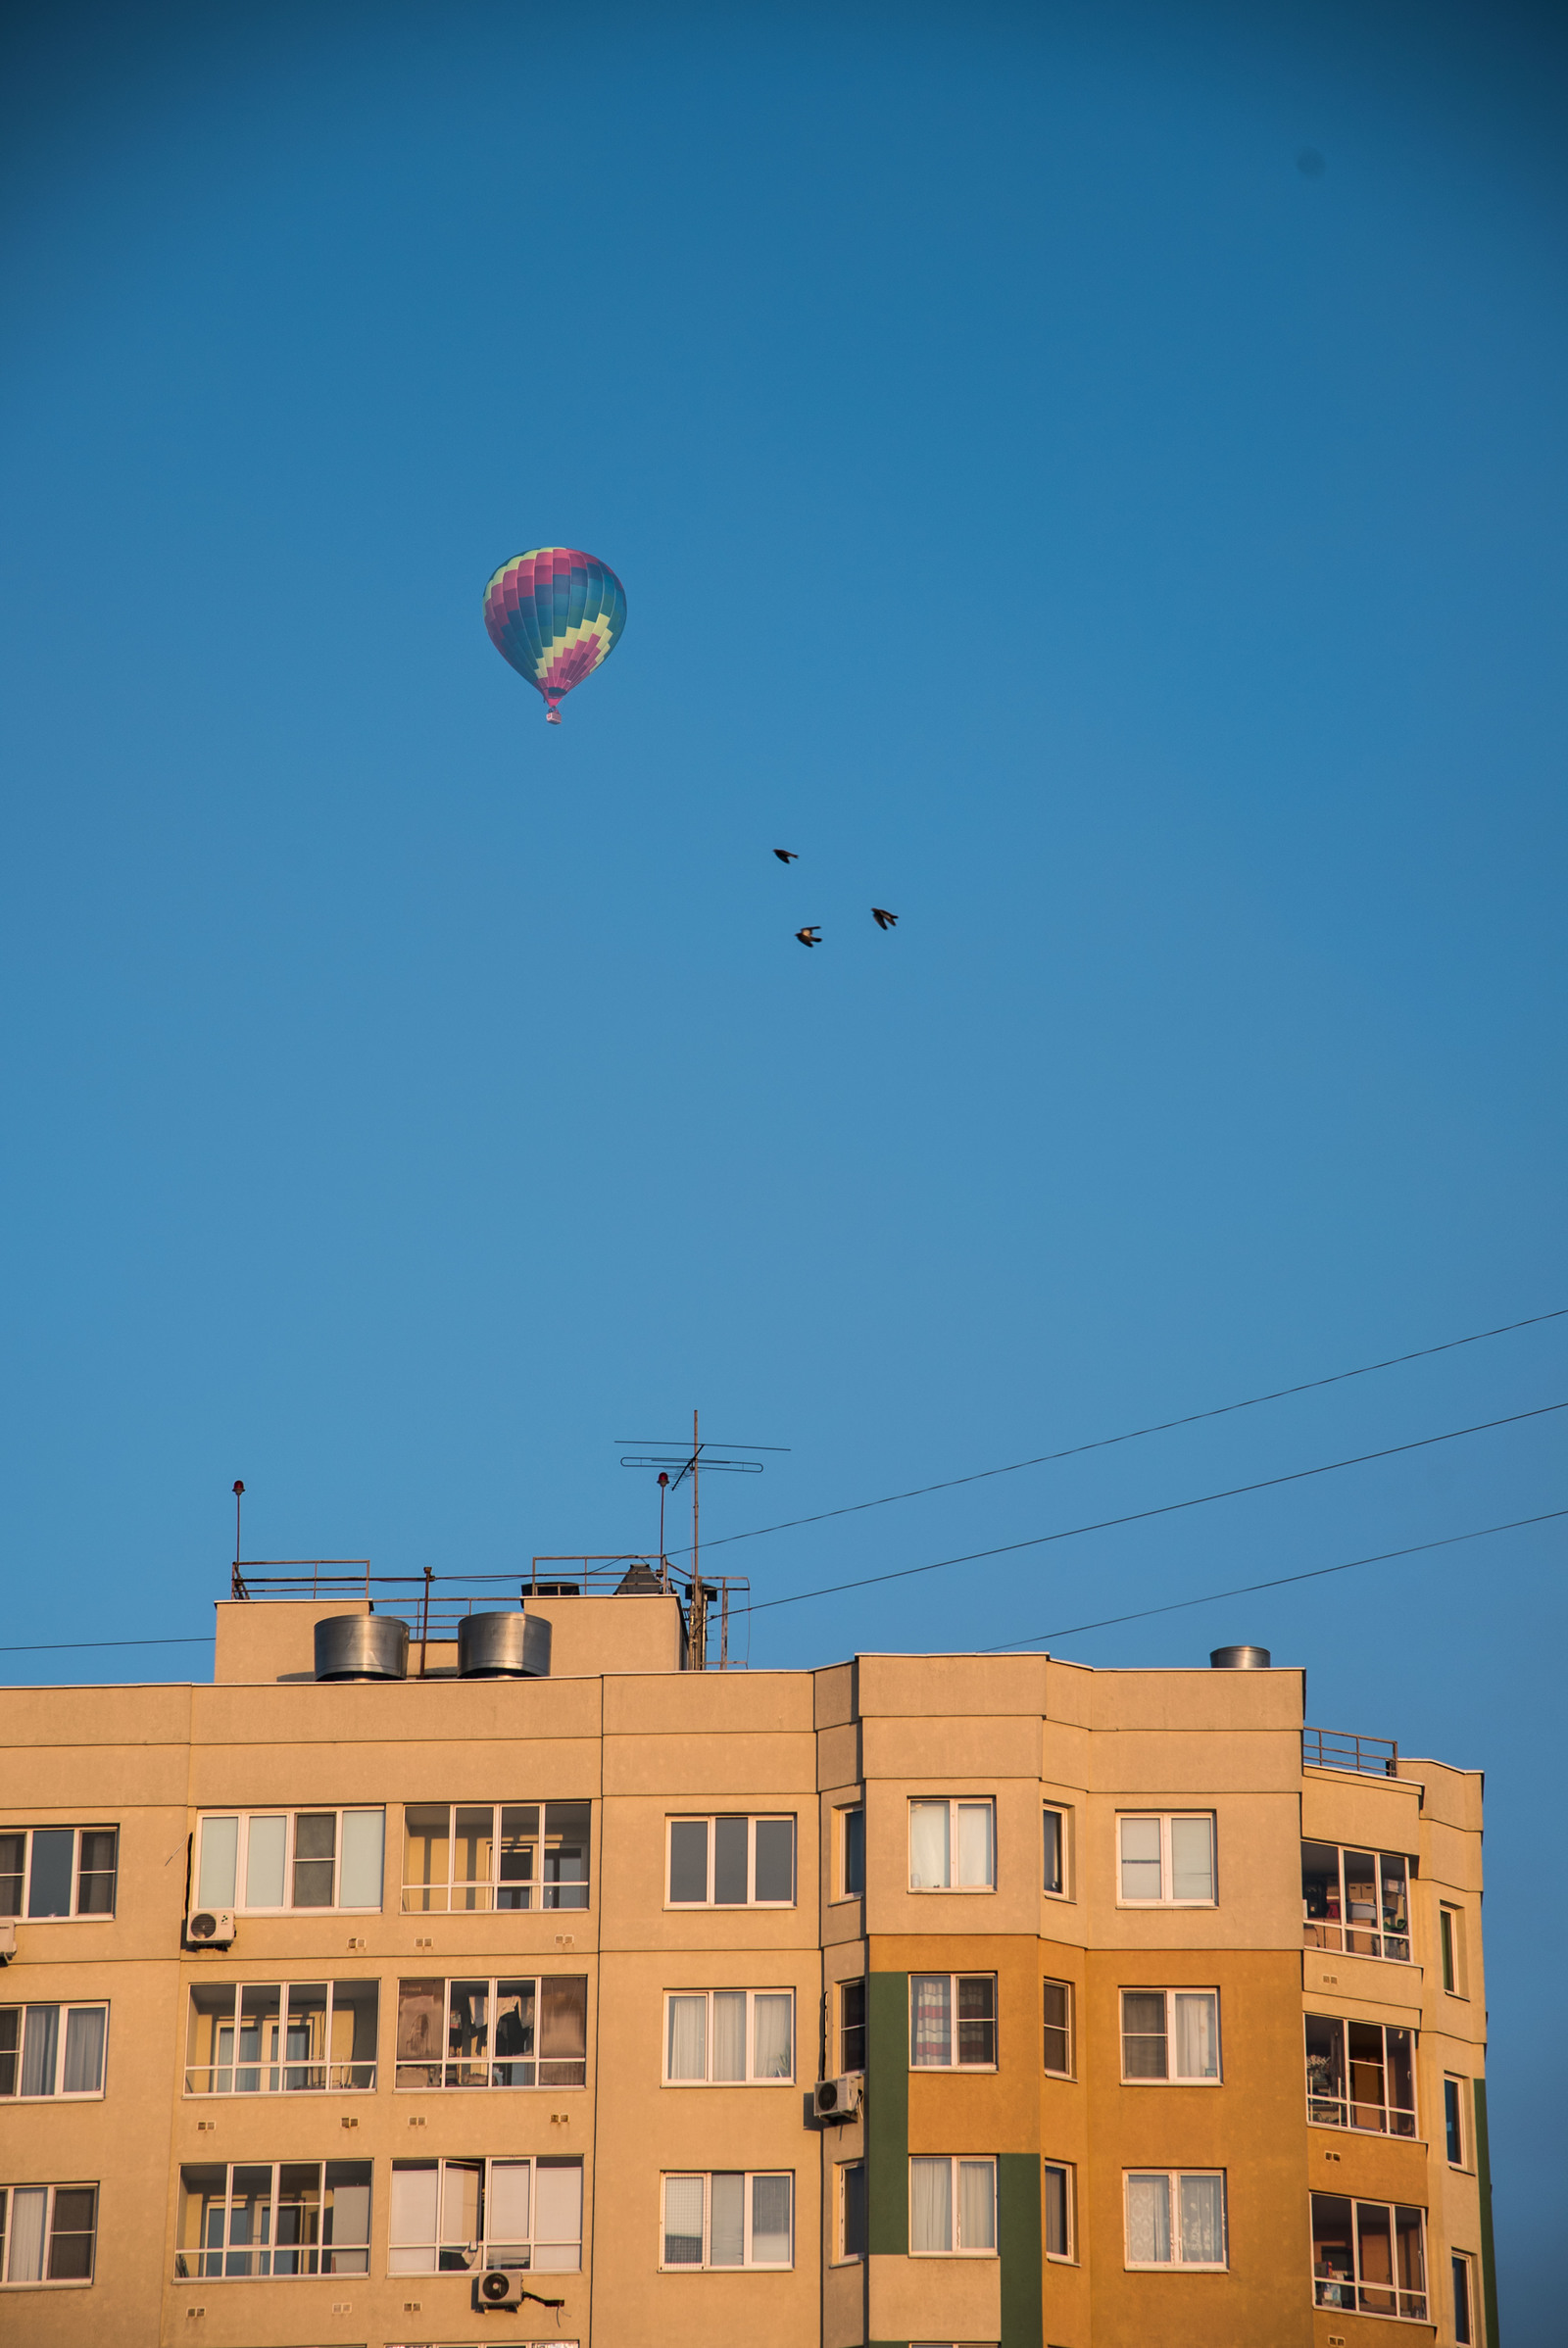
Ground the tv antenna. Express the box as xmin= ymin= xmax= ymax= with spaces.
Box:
xmin=619 ymin=1410 xmax=788 ymax=1663
xmin=232 ymin=1481 xmax=245 ymax=1565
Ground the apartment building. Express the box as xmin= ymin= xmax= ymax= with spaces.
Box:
xmin=0 ymin=1566 xmax=1496 ymax=2347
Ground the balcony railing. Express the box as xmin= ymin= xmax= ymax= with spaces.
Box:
xmin=1303 ymin=1726 xmax=1398 ymax=1778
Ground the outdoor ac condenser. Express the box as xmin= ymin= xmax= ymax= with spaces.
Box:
xmin=813 ymin=2072 xmax=864 ymax=2123
xmin=186 ymin=1907 xmax=236 ymax=1947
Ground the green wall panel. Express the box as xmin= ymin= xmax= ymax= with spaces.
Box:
xmin=867 ymin=1971 xmax=909 ymax=2255
xmin=1473 ymin=2076 xmax=1501 ymax=2347
xmin=998 ymin=2152 xmax=1043 ymax=2348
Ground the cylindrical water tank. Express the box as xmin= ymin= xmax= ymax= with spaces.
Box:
xmin=1209 ymin=1643 xmax=1272 ymax=1670
xmin=458 ymin=1611 xmax=553 ymax=1679
xmin=315 ymin=1614 xmax=410 ymax=1682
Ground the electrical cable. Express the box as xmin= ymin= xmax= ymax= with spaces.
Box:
xmin=981 ymin=1505 xmax=1568 ymax=1653
xmin=734 ymin=1396 xmax=1567 ymax=1619
xmin=662 ymin=1302 xmax=1567 ymax=1562
xmin=0 ymin=1633 xmax=216 ymax=1655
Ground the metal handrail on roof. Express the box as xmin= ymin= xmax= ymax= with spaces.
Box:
xmin=1303 ymin=1725 xmax=1399 ymax=1778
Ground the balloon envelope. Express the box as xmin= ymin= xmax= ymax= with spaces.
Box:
xmin=483 ymin=547 xmax=626 ymax=723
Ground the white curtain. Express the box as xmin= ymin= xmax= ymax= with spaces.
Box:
xmin=752 ymin=1993 xmax=793 ymax=2079
xmin=197 ymin=1817 xmax=238 ymax=1908
xmin=387 ymin=2164 xmax=438 ymax=2272
xmin=1179 ymin=2174 xmax=1224 ymax=2264
xmin=711 ymin=1993 xmax=747 ymax=2081
xmin=487 ymin=2161 xmax=530 ymax=2255
xmin=709 ymin=2173 xmax=745 ymax=2266
xmin=1171 ymin=1816 xmax=1214 ymax=1902
xmin=1119 ymin=1818 xmax=1162 ymax=1899
xmin=957 ymin=2161 xmax=995 ymax=2250
xmin=667 ymin=1996 xmax=708 ymax=2081
xmin=21 ymin=2005 xmax=58 ymax=2097
xmin=63 ymin=2006 xmax=106 ymax=2094
xmin=339 ymin=1810 xmax=385 ymax=1909
xmin=910 ymin=1977 xmax=951 ymax=2067
xmin=750 ymin=2174 xmax=792 ymax=2265
xmin=909 ymin=1802 xmax=950 ymax=1890
xmin=1173 ymin=1993 xmax=1218 ymax=2080
xmin=7 ymin=2187 xmax=48 ymax=2282
xmin=1126 ymin=2173 xmax=1171 ymax=2264
xmin=533 ymin=2162 xmax=583 ymax=2270
xmin=956 ymin=1803 xmax=994 ymax=1889
xmin=662 ymin=2175 xmax=704 ymax=2267
xmin=909 ymin=2156 xmax=952 ymax=2253
xmin=244 ymin=1816 xmax=286 ymax=1909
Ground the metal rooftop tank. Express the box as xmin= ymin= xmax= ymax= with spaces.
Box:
xmin=457 ymin=1611 xmax=552 ymax=1679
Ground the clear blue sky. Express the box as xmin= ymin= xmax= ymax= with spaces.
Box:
xmin=2 ymin=1 xmax=1564 ymax=2326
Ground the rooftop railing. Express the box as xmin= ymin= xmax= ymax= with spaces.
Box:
xmin=1303 ymin=1726 xmax=1399 ymax=1778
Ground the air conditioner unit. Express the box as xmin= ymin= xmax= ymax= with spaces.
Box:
xmin=472 ymin=2268 xmax=526 ymax=2309
xmin=186 ymin=1908 xmax=236 ymax=1947
xmin=813 ymin=2072 xmax=864 ymax=2123
xmin=0 ymin=1920 xmax=16 ymax=1961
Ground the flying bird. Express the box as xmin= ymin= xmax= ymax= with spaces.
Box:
xmin=795 ymin=926 xmax=822 ymax=948
xmin=871 ymin=907 xmax=899 ymax=930
xmin=773 ymin=849 xmax=799 ymax=863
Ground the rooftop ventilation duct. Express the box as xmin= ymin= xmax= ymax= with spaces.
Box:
xmin=315 ymin=1614 xmax=410 ymax=1682
xmin=458 ymin=1611 xmax=552 ymax=1680
xmin=1210 ymin=1644 xmax=1271 ymax=1670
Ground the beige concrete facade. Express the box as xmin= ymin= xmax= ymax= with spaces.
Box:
xmin=0 ymin=1598 xmax=1494 ymax=2346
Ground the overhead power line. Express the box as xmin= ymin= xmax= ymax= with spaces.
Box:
xmin=665 ymin=1302 xmax=1567 ymax=1562
xmin=983 ymin=1506 xmax=1568 ymax=1652
xmin=0 ymin=1633 xmax=216 ymax=1655
xmin=735 ymin=1396 xmax=1567 ymax=1619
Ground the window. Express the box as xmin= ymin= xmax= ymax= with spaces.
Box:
xmin=1300 ymin=1842 xmax=1411 ymax=1962
xmin=402 ymin=1802 xmax=589 ymax=1913
xmin=1452 ymin=2251 xmax=1476 ymax=2344
xmin=0 ymin=2004 xmax=107 ymax=2098
xmin=395 ymin=1977 xmax=586 ymax=2089
xmin=1440 ymin=1903 xmax=1467 ymax=1994
xmin=839 ymin=2161 xmax=867 ymax=2262
xmin=841 ymin=1806 xmax=865 ymax=1898
xmin=909 ymin=2157 xmax=997 ymax=2255
xmin=389 ymin=2157 xmax=582 ymax=2274
xmin=910 ymin=1975 xmax=996 ymax=2069
xmin=196 ymin=1810 xmax=384 ymax=1914
xmin=909 ymin=1799 xmax=995 ymax=1891
xmin=661 ymin=2172 xmax=793 ymax=2269
xmin=1303 ymin=2015 xmax=1414 ymax=2135
xmin=841 ymin=1978 xmax=866 ymax=2074
xmin=1124 ymin=2172 xmax=1226 ymax=2269
xmin=666 ymin=1815 xmax=796 ymax=1906
xmin=174 ymin=2163 xmax=370 ymax=2278
xmin=1310 ymin=2194 xmax=1427 ymax=2321
xmin=0 ymin=2185 xmax=96 ymax=2284
xmin=1042 ymin=1806 xmax=1067 ymax=1896
xmin=664 ymin=1988 xmax=794 ymax=2083
xmin=1117 ymin=1814 xmax=1214 ymax=1905
xmin=1042 ymin=1979 xmax=1073 ymax=2079
xmin=1120 ymin=1989 xmax=1220 ymax=2082
xmin=1044 ymin=2163 xmax=1074 ymax=2262
xmin=1444 ymin=2077 xmax=1467 ymax=2167
xmin=184 ymin=1981 xmax=376 ymax=2095
xmin=0 ymin=1828 xmax=117 ymax=1920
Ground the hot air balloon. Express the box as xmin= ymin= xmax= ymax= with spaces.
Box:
xmin=483 ymin=547 xmax=626 ymax=724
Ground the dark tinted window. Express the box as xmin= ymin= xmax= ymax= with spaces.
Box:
xmin=1445 ymin=2079 xmax=1463 ymax=2165
xmin=27 ymin=1830 xmax=74 ymax=1918
xmin=47 ymin=2185 xmax=97 ymax=2280
xmin=1043 ymin=1980 xmax=1071 ymax=2076
xmin=841 ymin=1979 xmax=866 ymax=2073
xmin=713 ymin=1816 xmax=750 ymax=1905
xmin=1043 ymin=1808 xmax=1063 ymax=1894
xmin=1045 ymin=2164 xmax=1069 ymax=2257
xmin=668 ymin=1819 xmax=709 ymax=1903
xmin=0 ymin=1834 xmax=23 ymax=1918
xmin=843 ymin=2161 xmax=867 ymax=2258
xmin=754 ymin=1818 xmax=794 ymax=1904
xmin=843 ymin=1808 xmax=864 ymax=1896
xmin=292 ymin=1815 xmax=336 ymax=1908
xmin=76 ymin=1831 xmax=118 ymax=1915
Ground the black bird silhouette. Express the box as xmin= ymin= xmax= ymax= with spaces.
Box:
xmin=773 ymin=849 xmax=799 ymax=863
xmin=871 ymin=907 xmax=898 ymax=930
xmin=795 ymin=926 xmax=821 ymax=948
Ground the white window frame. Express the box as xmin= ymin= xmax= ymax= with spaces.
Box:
xmin=0 ymin=2182 xmax=97 ymax=2287
xmin=664 ymin=1815 xmax=797 ymax=1909
xmin=907 ymin=2155 xmax=998 ymax=2257
xmin=0 ymin=2002 xmax=109 ymax=2100
xmin=388 ymin=2155 xmax=583 ymax=2275
xmin=1451 ymin=2248 xmax=1477 ymax=2344
xmin=0 ymin=1827 xmax=118 ymax=1921
xmin=908 ymin=1974 xmax=997 ymax=2071
xmin=662 ymin=1988 xmax=796 ymax=2085
xmin=1310 ymin=2192 xmax=1428 ymax=2321
xmin=1042 ymin=1804 xmax=1070 ymax=1898
xmin=393 ymin=1974 xmax=587 ymax=2092
xmin=400 ymin=1801 xmax=590 ymax=1914
xmin=1439 ymin=1902 xmax=1467 ymax=1994
xmin=659 ymin=2171 xmax=795 ymax=2270
xmin=1301 ymin=1842 xmax=1412 ymax=1963
xmin=174 ymin=2160 xmax=371 ymax=2279
xmin=1116 ymin=1813 xmax=1215 ymax=1907
xmin=1043 ymin=2160 xmax=1075 ymax=2264
xmin=1042 ymin=1977 xmax=1074 ymax=2079
xmin=840 ymin=1976 xmax=866 ymax=2075
xmin=183 ymin=1980 xmax=378 ymax=2097
xmin=838 ymin=1804 xmax=865 ymax=1900
xmin=908 ymin=1798 xmax=996 ymax=1892
xmin=837 ymin=2159 xmax=867 ymax=2264
xmin=1303 ymin=2014 xmax=1416 ymax=2136
xmin=1119 ymin=1987 xmax=1222 ymax=2084
xmin=194 ymin=1808 xmax=385 ymax=1915
xmin=1123 ymin=2170 xmax=1228 ymax=2270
